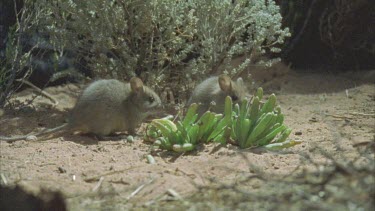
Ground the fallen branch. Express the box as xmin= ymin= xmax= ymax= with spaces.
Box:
xmin=16 ymin=79 xmax=59 ymax=106
xmin=348 ymin=112 xmax=375 ymax=117
xmin=126 ymin=179 xmax=154 ymax=200
xmin=83 ymin=166 xmax=143 ymax=183
xmin=92 ymin=176 xmax=104 ymax=192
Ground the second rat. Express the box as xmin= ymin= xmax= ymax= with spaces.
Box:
xmin=187 ymin=74 xmax=248 ymax=115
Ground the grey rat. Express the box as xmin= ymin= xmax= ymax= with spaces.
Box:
xmin=0 ymin=77 xmax=161 ymax=141
xmin=187 ymin=74 xmax=248 ymax=115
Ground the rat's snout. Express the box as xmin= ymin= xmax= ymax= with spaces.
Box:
xmin=155 ymin=97 xmax=163 ymax=108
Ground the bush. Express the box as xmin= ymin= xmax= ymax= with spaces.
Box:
xmin=0 ymin=0 xmax=51 ymax=107
xmin=30 ymin=0 xmax=289 ymax=91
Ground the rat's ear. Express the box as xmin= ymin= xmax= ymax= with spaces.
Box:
xmin=236 ymin=77 xmax=244 ymax=86
xmin=218 ymin=74 xmax=232 ymax=92
xmin=130 ymin=77 xmax=144 ymax=94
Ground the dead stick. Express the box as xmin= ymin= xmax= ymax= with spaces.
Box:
xmin=127 ymin=179 xmax=154 ymax=200
xmin=349 ymin=112 xmax=375 ymax=117
xmin=84 ymin=166 xmax=143 ymax=183
xmin=16 ymin=79 xmax=59 ymax=106
xmin=92 ymin=176 xmax=104 ymax=192
xmin=324 ymin=114 xmax=354 ymax=119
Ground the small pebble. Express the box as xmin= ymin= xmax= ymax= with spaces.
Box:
xmin=26 ymin=135 xmax=37 ymax=141
xmin=146 ymin=155 xmax=156 ymax=164
xmin=295 ymin=131 xmax=302 ymax=135
xmin=127 ymin=135 xmax=134 ymax=143
xmin=309 ymin=117 xmax=318 ymax=122
xmin=58 ymin=167 xmax=67 ymax=173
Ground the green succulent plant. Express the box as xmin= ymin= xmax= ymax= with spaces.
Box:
xmin=230 ymin=88 xmax=298 ymax=149
xmin=145 ymin=101 xmax=232 ymax=152
xmin=146 ymin=87 xmax=301 ymax=152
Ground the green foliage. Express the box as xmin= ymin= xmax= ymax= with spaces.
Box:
xmin=146 ymin=88 xmax=300 ymax=152
xmin=30 ymin=0 xmax=289 ymax=90
xmin=145 ymin=101 xmax=232 ymax=152
xmin=231 ymin=88 xmax=298 ymax=149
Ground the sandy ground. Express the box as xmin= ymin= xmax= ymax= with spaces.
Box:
xmin=0 ymin=68 xmax=374 ymax=210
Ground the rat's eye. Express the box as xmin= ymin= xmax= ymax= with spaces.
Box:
xmin=231 ymin=95 xmax=238 ymax=101
xmin=148 ymin=96 xmax=155 ymax=103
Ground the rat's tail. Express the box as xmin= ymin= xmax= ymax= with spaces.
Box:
xmin=0 ymin=123 xmax=69 ymax=141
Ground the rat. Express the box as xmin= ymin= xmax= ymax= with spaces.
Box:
xmin=187 ymin=74 xmax=248 ymax=115
xmin=0 ymin=77 xmax=162 ymax=141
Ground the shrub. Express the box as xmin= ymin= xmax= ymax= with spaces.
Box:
xmin=0 ymin=0 xmax=51 ymax=107
xmin=30 ymin=0 xmax=289 ymax=92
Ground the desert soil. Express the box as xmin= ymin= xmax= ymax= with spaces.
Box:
xmin=0 ymin=68 xmax=374 ymax=210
